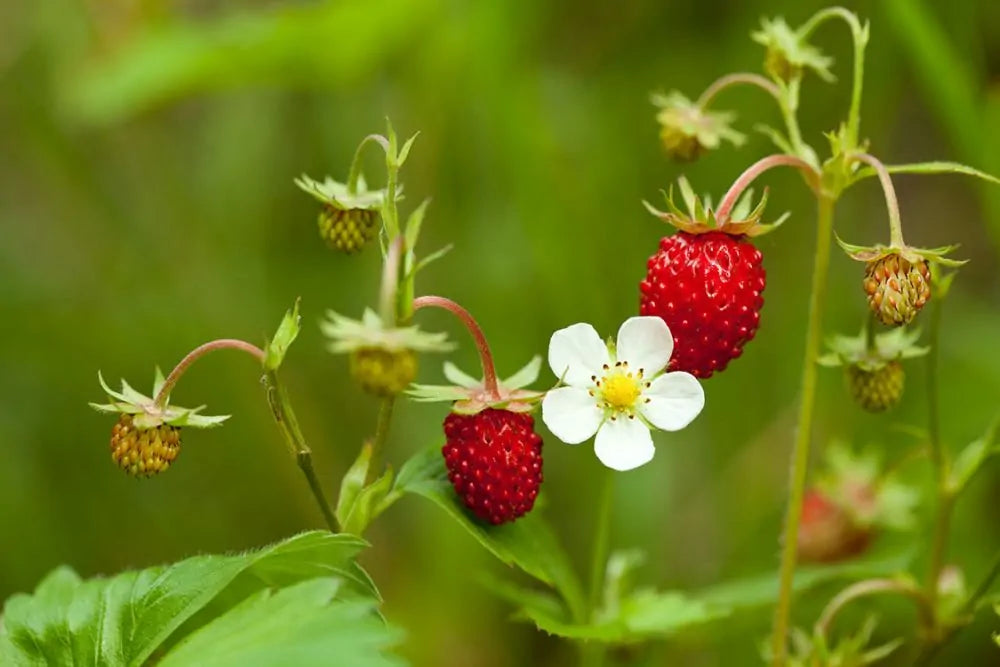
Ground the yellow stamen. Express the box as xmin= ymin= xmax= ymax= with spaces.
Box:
xmin=600 ymin=370 xmax=641 ymax=411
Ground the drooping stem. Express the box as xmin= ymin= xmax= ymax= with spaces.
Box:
xmin=714 ymin=154 xmax=821 ymax=225
xmin=771 ymin=195 xmax=836 ymax=666
xmin=155 ymin=339 xmax=265 ymax=407
xmin=346 ymin=134 xmax=390 ymax=194
xmin=851 ymin=153 xmax=905 ymax=247
xmin=815 ymin=578 xmax=930 ymax=640
xmin=262 ymin=370 xmax=338 ymax=531
xmin=696 ymin=72 xmax=783 ymax=108
xmin=413 ymin=295 xmax=501 ymax=400
xmin=797 ymin=7 xmax=867 ymax=147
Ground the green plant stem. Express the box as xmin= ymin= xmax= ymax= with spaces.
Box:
xmin=924 ymin=288 xmax=950 ymax=630
xmin=771 ymin=194 xmax=836 ymax=666
xmin=815 ymin=578 xmax=930 ymax=641
xmin=587 ymin=471 xmax=615 ymax=619
xmin=365 ymin=397 xmax=396 ymax=486
xmin=262 ymin=370 xmax=338 ymax=531
xmin=154 ymin=339 xmax=265 ymax=407
xmin=779 ymin=76 xmax=808 ymax=161
xmin=696 ymin=72 xmax=783 ymax=107
xmin=346 ymin=134 xmax=390 ymax=194
xmin=797 ymin=7 xmax=867 ymax=147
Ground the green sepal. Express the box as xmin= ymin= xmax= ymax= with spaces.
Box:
xmin=644 ymin=177 xmax=787 ymax=237
xmin=405 ymin=357 xmax=544 ymax=414
xmin=321 ymin=308 xmax=453 ymax=354
xmin=502 ymin=355 xmax=542 ymax=390
xmin=751 ymin=16 xmax=834 ymax=82
xmin=293 ymin=174 xmax=390 ymax=211
xmin=835 ymin=233 xmax=967 ymax=267
xmin=406 ymin=384 xmax=471 ymax=402
xmin=818 ymin=326 xmax=928 ymax=370
xmin=91 ymin=370 xmax=229 ymax=429
xmin=264 ymin=299 xmax=301 ymax=371
xmin=651 ymin=91 xmax=746 ymax=155
xmin=443 ymin=361 xmax=479 ymax=388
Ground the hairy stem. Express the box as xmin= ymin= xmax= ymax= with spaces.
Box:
xmin=696 ymin=72 xmax=783 ymax=107
xmin=262 ymin=370 xmax=338 ymax=531
xmin=413 ymin=295 xmax=501 ymax=399
xmin=715 ymin=154 xmax=821 ymax=225
xmin=771 ymin=195 xmax=836 ymax=665
xmin=851 ymin=153 xmax=905 ymax=247
xmin=155 ymin=339 xmax=265 ymax=407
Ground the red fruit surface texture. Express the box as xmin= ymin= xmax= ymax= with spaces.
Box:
xmin=442 ymin=408 xmax=543 ymax=525
xmin=639 ymin=231 xmax=766 ymax=378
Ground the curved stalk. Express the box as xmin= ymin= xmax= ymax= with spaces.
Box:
xmin=771 ymin=195 xmax=836 ymax=665
xmin=714 ymin=154 xmax=821 ymax=225
xmin=413 ymin=295 xmax=501 ymax=400
xmin=346 ymin=134 xmax=390 ymax=194
xmin=696 ymin=72 xmax=783 ymax=108
xmin=155 ymin=339 xmax=265 ymax=407
xmin=815 ymin=578 xmax=930 ymax=641
xmin=851 ymin=153 xmax=905 ymax=247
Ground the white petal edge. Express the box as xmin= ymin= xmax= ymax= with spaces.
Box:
xmin=548 ymin=322 xmax=610 ymax=388
xmin=639 ymin=371 xmax=705 ymax=431
xmin=542 ymin=387 xmax=603 ymax=445
xmin=594 ymin=417 xmax=654 ymax=471
xmin=615 ymin=316 xmax=674 ymax=375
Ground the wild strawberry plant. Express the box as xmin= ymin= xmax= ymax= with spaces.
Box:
xmin=3 ymin=6 xmax=1000 ymax=666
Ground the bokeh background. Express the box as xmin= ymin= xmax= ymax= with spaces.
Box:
xmin=2 ymin=0 xmax=1000 ymax=664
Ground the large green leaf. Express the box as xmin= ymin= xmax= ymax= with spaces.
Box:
xmin=0 ymin=532 xmax=388 ymax=666
xmin=159 ymin=579 xmax=402 ymax=667
xmin=394 ymin=445 xmax=586 ymax=620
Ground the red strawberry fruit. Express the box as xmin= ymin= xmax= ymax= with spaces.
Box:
xmin=640 ymin=231 xmax=765 ymax=378
xmin=442 ymin=408 xmax=543 ymax=525
xmin=640 ymin=178 xmax=781 ymax=378
xmin=797 ymin=489 xmax=872 ymax=564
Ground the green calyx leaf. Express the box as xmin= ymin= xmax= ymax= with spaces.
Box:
xmin=264 ymin=299 xmax=302 ymax=371
xmin=818 ymin=325 xmax=928 ymax=369
xmin=294 ymin=174 xmax=391 ymax=211
xmin=651 ymin=91 xmax=746 ymax=158
xmin=405 ymin=356 xmax=544 ymax=413
xmin=0 ymin=532 xmax=398 ymax=667
xmin=321 ymin=308 xmax=454 ymax=354
xmin=91 ymin=370 xmax=229 ymax=429
xmin=834 ymin=233 xmax=967 ymax=267
xmin=644 ymin=177 xmax=786 ymax=237
xmin=752 ymin=16 xmax=834 ymax=82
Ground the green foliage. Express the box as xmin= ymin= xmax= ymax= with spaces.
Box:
xmin=336 ymin=442 xmax=396 ymax=535
xmin=264 ymin=299 xmax=301 ymax=371
xmin=0 ymin=532 xmax=397 ymax=667
xmin=393 ymin=445 xmax=586 ymax=621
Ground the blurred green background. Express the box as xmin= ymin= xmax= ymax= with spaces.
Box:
xmin=2 ymin=0 xmax=999 ymax=664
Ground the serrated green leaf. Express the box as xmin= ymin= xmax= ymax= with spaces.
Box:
xmin=851 ymin=161 xmax=1000 ymax=187
xmin=264 ymin=300 xmax=301 ymax=371
xmin=394 ymin=445 xmax=585 ymax=621
xmin=158 ymin=579 xmax=401 ymax=667
xmin=0 ymin=532 xmax=372 ymax=667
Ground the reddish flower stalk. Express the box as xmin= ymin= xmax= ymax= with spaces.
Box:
xmin=154 ymin=339 xmax=265 ymax=407
xmin=715 ymin=154 xmax=821 ymax=225
xmin=413 ymin=296 xmax=501 ymax=400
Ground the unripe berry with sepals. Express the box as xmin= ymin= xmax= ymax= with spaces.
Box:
xmin=751 ymin=17 xmax=834 ymax=84
xmin=797 ymin=489 xmax=871 ymax=564
xmin=91 ymin=370 xmax=229 ymax=478
xmin=350 ymin=347 xmax=417 ymax=397
xmin=846 ymin=361 xmax=903 ymax=413
xmin=863 ymin=255 xmax=931 ymax=326
xmin=110 ymin=414 xmax=180 ymax=478
xmin=651 ymin=92 xmax=744 ymax=162
xmin=442 ymin=408 xmax=543 ymax=525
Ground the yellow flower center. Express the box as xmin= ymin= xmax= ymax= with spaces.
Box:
xmin=593 ymin=362 xmax=644 ymax=412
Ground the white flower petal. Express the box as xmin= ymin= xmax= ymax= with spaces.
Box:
xmin=615 ymin=316 xmax=674 ymax=375
xmin=542 ymin=387 xmax=603 ymax=444
xmin=594 ymin=417 xmax=654 ymax=471
xmin=548 ymin=323 xmax=610 ymax=387
xmin=639 ymin=372 xmax=705 ymax=431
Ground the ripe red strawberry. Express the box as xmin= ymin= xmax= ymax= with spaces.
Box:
xmin=640 ymin=231 xmax=765 ymax=378
xmin=442 ymin=408 xmax=543 ymax=525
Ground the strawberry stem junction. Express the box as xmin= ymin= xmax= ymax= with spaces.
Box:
xmin=413 ymin=295 xmax=501 ymax=400
xmin=715 ymin=154 xmax=821 ymax=225
xmin=852 ymin=153 xmax=905 ymax=248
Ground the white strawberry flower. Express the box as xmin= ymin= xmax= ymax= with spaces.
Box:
xmin=542 ymin=316 xmax=705 ymax=471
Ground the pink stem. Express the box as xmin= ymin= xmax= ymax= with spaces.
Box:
xmin=851 ymin=152 xmax=905 ymax=248
xmin=380 ymin=235 xmax=404 ymax=324
xmin=715 ymin=154 xmax=821 ymax=225
xmin=413 ymin=296 xmax=500 ymax=399
xmin=696 ymin=72 xmax=782 ymax=108
xmin=155 ymin=339 xmax=265 ymax=407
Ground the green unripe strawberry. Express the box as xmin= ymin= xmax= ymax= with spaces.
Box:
xmin=863 ymin=255 xmax=931 ymax=327
xmin=350 ymin=347 xmax=418 ymax=397
xmin=846 ymin=361 xmax=904 ymax=413
xmin=110 ymin=414 xmax=181 ymax=478
xmin=318 ymin=205 xmax=379 ymax=254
